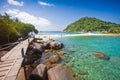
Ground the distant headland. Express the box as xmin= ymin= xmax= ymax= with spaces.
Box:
xmin=63 ymin=17 xmax=120 ymax=34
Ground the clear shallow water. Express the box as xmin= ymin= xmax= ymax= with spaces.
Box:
xmin=39 ymin=31 xmax=120 ymax=80
xmin=55 ymin=36 xmax=120 ymax=80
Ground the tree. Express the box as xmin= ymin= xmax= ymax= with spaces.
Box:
xmin=0 ymin=13 xmax=38 ymax=44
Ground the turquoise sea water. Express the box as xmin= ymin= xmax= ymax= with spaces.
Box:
xmin=40 ymin=31 xmax=120 ymax=80
xmin=55 ymin=36 xmax=120 ymax=80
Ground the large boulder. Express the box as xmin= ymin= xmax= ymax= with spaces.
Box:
xmin=48 ymin=65 xmax=75 ymax=80
xmin=49 ymin=41 xmax=64 ymax=50
xmin=32 ymin=42 xmax=44 ymax=53
xmin=30 ymin=64 xmax=47 ymax=80
xmin=93 ymin=52 xmax=110 ymax=60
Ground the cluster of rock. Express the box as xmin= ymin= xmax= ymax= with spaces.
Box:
xmin=25 ymin=38 xmax=75 ymax=80
xmin=30 ymin=64 xmax=75 ymax=80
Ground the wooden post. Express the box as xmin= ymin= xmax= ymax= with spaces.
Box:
xmin=21 ymin=48 xmax=24 ymax=58
xmin=28 ymin=38 xmax=30 ymax=44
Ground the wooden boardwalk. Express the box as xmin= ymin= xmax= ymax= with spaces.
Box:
xmin=0 ymin=38 xmax=32 ymax=80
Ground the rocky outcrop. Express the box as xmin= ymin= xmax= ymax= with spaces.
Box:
xmin=26 ymin=38 xmax=73 ymax=80
xmin=29 ymin=40 xmax=64 ymax=51
xmin=29 ymin=42 xmax=43 ymax=55
xmin=49 ymin=41 xmax=64 ymax=50
xmin=48 ymin=65 xmax=75 ymax=80
xmin=93 ymin=51 xmax=110 ymax=60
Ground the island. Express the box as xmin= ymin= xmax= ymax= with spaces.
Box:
xmin=64 ymin=17 xmax=120 ymax=33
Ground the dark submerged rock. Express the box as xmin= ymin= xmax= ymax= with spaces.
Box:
xmin=93 ymin=51 xmax=110 ymax=60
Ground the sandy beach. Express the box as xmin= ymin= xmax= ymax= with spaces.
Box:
xmin=35 ymin=33 xmax=120 ymax=40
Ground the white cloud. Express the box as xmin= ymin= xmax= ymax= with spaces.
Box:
xmin=5 ymin=9 xmax=51 ymax=30
xmin=38 ymin=1 xmax=54 ymax=7
xmin=7 ymin=0 xmax=24 ymax=6
xmin=6 ymin=9 xmax=20 ymax=15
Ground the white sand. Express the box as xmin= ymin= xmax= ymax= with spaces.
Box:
xmin=35 ymin=33 xmax=120 ymax=39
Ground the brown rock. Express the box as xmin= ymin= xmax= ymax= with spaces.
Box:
xmin=43 ymin=42 xmax=50 ymax=49
xmin=57 ymin=51 xmax=65 ymax=55
xmin=30 ymin=64 xmax=47 ymax=80
xmin=48 ymin=65 xmax=75 ymax=80
xmin=44 ymin=61 xmax=52 ymax=69
xmin=49 ymin=55 xmax=60 ymax=64
xmin=49 ymin=41 xmax=64 ymax=50
xmin=44 ymin=58 xmax=60 ymax=69
xmin=50 ymin=64 xmax=60 ymax=68
xmin=32 ymin=42 xmax=43 ymax=53
xmin=60 ymin=55 xmax=66 ymax=60
xmin=93 ymin=51 xmax=109 ymax=60
xmin=64 ymin=66 xmax=75 ymax=77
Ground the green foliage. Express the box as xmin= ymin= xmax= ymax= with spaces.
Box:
xmin=20 ymin=24 xmax=38 ymax=37
xmin=64 ymin=17 xmax=120 ymax=33
xmin=109 ymin=27 xmax=120 ymax=33
xmin=0 ymin=13 xmax=38 ymax=44
xmin=0 ymin=18 xmax=18 ymax=43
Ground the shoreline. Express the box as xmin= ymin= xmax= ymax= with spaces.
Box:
xmin=35 ymin=33 xmax=120 ymax=39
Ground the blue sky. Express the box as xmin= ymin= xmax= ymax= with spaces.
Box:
xmin=0 ymin=0 xmax=120 ymax=31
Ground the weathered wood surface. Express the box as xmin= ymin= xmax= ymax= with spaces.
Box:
xmin=48 ymin=65 xmax=75 ymax=80
xmin=0 ymin=38 xmax=33 ymax=80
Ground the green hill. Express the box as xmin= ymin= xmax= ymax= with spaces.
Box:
xmin=63 ymin=17 xmax=120 ymax=33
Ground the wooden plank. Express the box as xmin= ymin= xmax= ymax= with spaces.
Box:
xmin=0 ymin=66 xmax=10 ymax=72
xmin=0 ymin=76 xmax=4 ymax=80
xmin=0 ymin=71 xmax=7 ymax=77
xmin=7 ymin=62 xmax=22 ymax=77
xmin=0 ymin=63 xmax=12 ymax=68
xmin=1 ymin=44 xmax=21 ymax=60
xmin=5 ymin=76 xmax=16 ymax=80
xmin=0 ymin=38 xmax=33 ymax=80
xmin=0 ymin=61 xmax=13 ymax=65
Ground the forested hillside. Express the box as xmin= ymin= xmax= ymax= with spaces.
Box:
xmin=64 ymin=17 xmax=120 ymax=33
xmin=0 ymin=13 xmax=38 ymax=44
